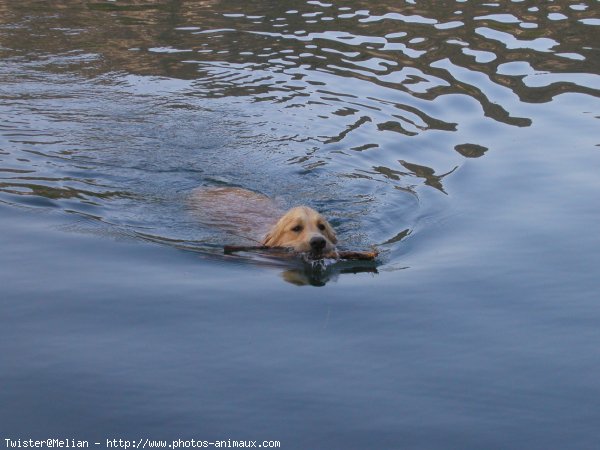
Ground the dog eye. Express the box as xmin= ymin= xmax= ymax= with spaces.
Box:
xmin=317 ymin=223 xmax=326 ymax=231
xmin=291 ymin=225 xmax=303 ymax=232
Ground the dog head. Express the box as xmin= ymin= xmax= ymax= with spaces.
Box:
xmin=262 ymin=206 xmax=337 ymax=258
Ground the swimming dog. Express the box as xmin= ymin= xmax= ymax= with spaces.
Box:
xmin=189 ymin=187 xmax=337 ymax=258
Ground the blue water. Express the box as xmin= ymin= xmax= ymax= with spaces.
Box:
xmin=1 ymin=1 xmax=599 ymax=449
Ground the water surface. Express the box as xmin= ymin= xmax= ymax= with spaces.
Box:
xmin=1 ymin=1 xmax=599 ymax=449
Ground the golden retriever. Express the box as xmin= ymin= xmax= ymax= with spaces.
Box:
xmin=262 ymin=206 xmax=337 ymax=258
xmin=189 ymin=187 xmax=338 ymax=258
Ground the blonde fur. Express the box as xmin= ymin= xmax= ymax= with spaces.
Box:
xmin=190 ymin=187 xmax=337 ymax=257
xmin=262 ymin=206 xmax=337 ymax=256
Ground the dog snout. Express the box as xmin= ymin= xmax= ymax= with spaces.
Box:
xmin=310 ymin=236 xmax=326 ymax=252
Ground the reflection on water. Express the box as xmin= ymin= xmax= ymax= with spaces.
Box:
xmin=0 ymin=0 xmax=598 ymax=262
xmin=223 ymin=251 xmax=380 ymax=287
xmin=2 ymin=1 xmax=600 ymax=448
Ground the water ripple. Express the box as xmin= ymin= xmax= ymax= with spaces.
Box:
xmin=0 ymin=0 xmax=598 ymax=255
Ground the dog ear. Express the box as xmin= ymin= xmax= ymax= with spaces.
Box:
xmin=262 ymin=212 xmax=293 ymax=247
xmin=261 ymin=231 xmax=273 ymax=246
xmin=262 ymin=225 xmax=280 ymax=247
xmin=324 ymin=220 xmax=337 ymax=244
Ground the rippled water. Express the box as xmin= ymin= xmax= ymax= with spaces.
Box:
xmin=1 ymin=1 xmax=599 ymax=448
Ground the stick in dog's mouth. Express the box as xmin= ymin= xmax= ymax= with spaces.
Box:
xmin=223 ymin=245 xmax=377 ymax=261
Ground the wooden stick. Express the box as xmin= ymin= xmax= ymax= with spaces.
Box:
xmin=337 ymin=250 xmax=379 ymax=261
xmin=224 ymin=245 xmax=378 ymax=261
xmin=224 ymin=245 xmax=276 ymax=253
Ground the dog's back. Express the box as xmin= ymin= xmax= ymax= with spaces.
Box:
xmin=188 ymin=187 xmax=283 ymax=237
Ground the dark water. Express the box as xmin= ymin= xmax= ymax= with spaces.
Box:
xmin=1 ymin=1 xmax=599 ymax=448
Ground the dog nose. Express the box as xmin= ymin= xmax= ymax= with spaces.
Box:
xmin=310 ymin=236 xmax=326 ymax=251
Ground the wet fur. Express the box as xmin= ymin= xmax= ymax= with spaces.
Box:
xmin=190 ymin=188 xmax=337 ymax=257
xmin=262 ymin=206 xmax=337 ymax=256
